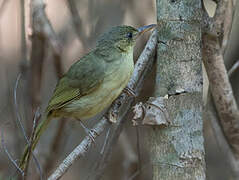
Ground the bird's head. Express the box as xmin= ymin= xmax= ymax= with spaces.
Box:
xmin=96 ymin=24 xmax=156 ymax=53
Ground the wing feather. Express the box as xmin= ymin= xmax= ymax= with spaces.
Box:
xmin=46 ymin=52 xmax=105 ymax=113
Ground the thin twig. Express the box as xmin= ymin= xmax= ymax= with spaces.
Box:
xmin=66 ymin=0 xmax=88 ymax=50
xmin=20 ymin=0 xmax=28 ymax=73
xmin=100 ymin=126 xmax=111 ymax=154
xmin=48 ymin=117 xmax=109 ymax=180
xmin=228 ymin=60 xmax=239 ymax=77
xmin=14 ymin=74 xmax=42 ymax=177
xmin=48 ymin=29 xmax=158 ymax=180
xmin=127 ymin=162 xmax=150 ymax=180
xmin=136 ymin=126 xmax=141 ymax=174
xmin=42 ymin=118 xmax=67 ymax=176
xmin=23 ymin=108 xmax=42 ymax=180
xmin=202 ymin=0 xmax=239 ymax=172
xmin=205 ymin=95 xmax=239 ymax=178
xmin=29 ymin=0 xmax=62 ymax=114
xmin=14 ymin=74 xmax=29 ymax=143
xmin=221 ymin=0 xmax=234 ymax=54
xmin=0 ymin=0 xmax=8 ymax=17
xmin=1 ymin=131 xmax=24 ymax=176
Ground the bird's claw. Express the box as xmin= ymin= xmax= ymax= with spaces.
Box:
xmin=123 ymin=87 xmax=136 ymax=97
xmin=88 ymin=129 xmax=98 ymax=143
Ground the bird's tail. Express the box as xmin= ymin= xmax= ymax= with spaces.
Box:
xmin=19 ymin=113 xmax=53 ymax=170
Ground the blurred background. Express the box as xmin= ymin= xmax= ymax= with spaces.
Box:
xmin=0 ymin=0 xmax=239 ymax=179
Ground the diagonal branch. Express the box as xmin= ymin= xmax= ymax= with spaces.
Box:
xmin=66 ymin=0 xmax=88 ymax=50
xmin=48 ymin=29 xmax=158 ymax=180
xmin=48 ymin=117 xmax=109 ymax=180
xmin=23 ymin=108 xmax=42 ymax=180
xmin=228 ymin=60 xmax=239 ymax=77
xmin=205 ymin=95 xmax=239 ymax=178
xmin=14 ymin=74 xmax=42 ymax=176
xmin=1 ymin=131 xmax=24 ymax=177
xmin=202 ymin=0 xmax=239 ymax=160
xmin=31 ymin=0 xmax=62 ymax=55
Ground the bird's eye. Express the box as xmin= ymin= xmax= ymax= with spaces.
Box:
xmin=126 ymin=32 xmax=133 ymax=39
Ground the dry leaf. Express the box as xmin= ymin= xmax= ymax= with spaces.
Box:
xmin=132 ymin=97 xmax=170 ymax=126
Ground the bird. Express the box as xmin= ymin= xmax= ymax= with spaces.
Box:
xmin=19 ymin=24 xmax=156 ymax=170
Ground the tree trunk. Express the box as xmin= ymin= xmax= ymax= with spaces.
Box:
xmin=147 ymin=0 xmax=206 ymax=179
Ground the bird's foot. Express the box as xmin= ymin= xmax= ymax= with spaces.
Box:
xmin=79 ymin=121 xmax=96 ymax=143
xmin=88 ymin=129 xmax=97 ymax=143
xmin=123 ymin=86 xmax=136 ymax=97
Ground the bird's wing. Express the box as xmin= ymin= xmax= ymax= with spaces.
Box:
xmin=46 ymin=52 xmax=105 ymax=113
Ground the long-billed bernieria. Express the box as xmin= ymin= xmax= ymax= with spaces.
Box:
xmin=19 ymin=24 xmax=156 ymax=170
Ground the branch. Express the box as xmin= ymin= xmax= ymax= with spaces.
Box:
xmin=1 ymin=131 xmax=24 ymax=177
xmin=48 ymin=117 xmax=109 ymax=180
xmin=228 ymin=60 xmax=239 ymax=77
xmin=202 ymin=0 xmax=239 ymax=158
xmin=23 ymin=108 xmax=42 ymax=180
xmin=20 ymin=0 xmax=28 ymax=73
xmin=0 ymin=0 xmax=8 ymax=17
xmin=221 ymin=0 xmax=234 ymax=54
xmin=205 ymin=95 xmax=239 ymax=178
xmin=48 ymin=29 xmax=158 ymax=180
xmin=14 ymin=74 xmax=42 ymax=177
xmin=66 ymin=0 xmax=88 ymax=50
xmin=31 ymin=0 xmax=62 ymax=55
xmin=14 ymin=74 xmax=29 ymax=143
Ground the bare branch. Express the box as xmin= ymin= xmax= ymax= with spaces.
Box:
xmin=202 ymin=0 xmax=239 ymax=160
xmin=136 ymin=126 xmax=141 ymax=174
xmin=48 ymin=29 xmax=158 ymax=180
xmin=14 ymin=74 xmax=29 ymax=143
xmin=228 ymin=60 xmax=239 ymax=77
xmin=1 ymin=131 xmax=24 ymax=176
xmin=202 ymin=34 xmax=239 ymax=156
xmin=14 ymin=74 xmax=42 ymax=177
xmin=20 ymin=0 xmax=29 ymax=73
xmin=0 ymin=0 xmax=8 ymax=17
xmin=23 ymin=108 xmax=42 ymax=180
xmin=31 ymin=0 xmax=62 ymax=55
xmin=48 ymin=117 xmax=109 ymax=180
xmin=52 ymin=53 xmax=64 ymax=78
xmin=29 ymin=0 xmax=63 ymax=112
xmin=221 ymin=0 xmax=234 ymax=53
xmin=205 ymin=95 xmax=239 ymax=178
xmin=66 ymin=0 xmax=88 ymax=50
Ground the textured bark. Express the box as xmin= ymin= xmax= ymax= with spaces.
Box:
xmin=202 ymin=34 xmax=239 ymax=157
xmin=202 ymin=0 xmax=239 ymax=159
xmin=147 ymin=0 xmax=205 ymax=179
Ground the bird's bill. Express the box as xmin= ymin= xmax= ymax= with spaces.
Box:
xmin=136 ymin=24 xmax=157 ymax=37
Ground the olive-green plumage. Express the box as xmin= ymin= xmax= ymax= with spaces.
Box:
xmin=19 ymin=24 xmax=155 ymax=169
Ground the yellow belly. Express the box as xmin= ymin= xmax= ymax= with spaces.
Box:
xmin=62 ymin=55 xmax=134 ymax=120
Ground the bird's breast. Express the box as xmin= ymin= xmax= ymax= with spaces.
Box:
xmin=65 ymin=53 xmax=134 ymax=120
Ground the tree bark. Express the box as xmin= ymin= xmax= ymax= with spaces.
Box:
xmin=147 ymin=0 xmax=205 ymax=179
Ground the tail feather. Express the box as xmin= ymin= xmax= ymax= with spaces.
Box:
xmin=19 ymin=113 xmax=53 ymax=170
